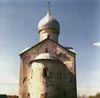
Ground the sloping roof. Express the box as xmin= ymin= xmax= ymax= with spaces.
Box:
xmin=34 ymin=53 xmax=58 ymax=60
xmin=19 ymin=38 xmax=76 ymax=56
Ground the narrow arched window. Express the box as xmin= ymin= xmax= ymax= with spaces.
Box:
xmin=23 ymin=77 xmax=27 ymax=84
xmin=28 ymin=93 xmax=30 ymax=98
xmin=45 ymin=48 xmax=48 ymax=53
xmin=43 ymin=67 xmax=48 ymax=78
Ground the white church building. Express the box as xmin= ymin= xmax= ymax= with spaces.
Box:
xmin=19 ymin=4 xmax=77 ymax=98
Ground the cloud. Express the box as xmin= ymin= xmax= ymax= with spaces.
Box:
xmin=93 ymin=42 xmax=100 ymax=47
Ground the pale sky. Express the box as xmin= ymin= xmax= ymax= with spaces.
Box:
xmin=0 ymin=0 xmax=100 ymax=96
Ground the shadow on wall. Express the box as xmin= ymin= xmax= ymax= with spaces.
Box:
xmin=52 ymin=60 xmax=76 ymax=98
xmin=40 ymin=60 xmax=77 ymax=98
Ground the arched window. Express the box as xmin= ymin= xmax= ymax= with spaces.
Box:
xmin=23 ymin=77 xmax=27 ymax=84
xmin=43 ymin=67 xmax=48 ymax=78
xmin=45 ymin=48 xmax=48 ymax=53
xmin=28 ymin=93 xmax=30 ymax=98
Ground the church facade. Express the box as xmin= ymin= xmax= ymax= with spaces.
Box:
xmin=19 ymin=7 xmax=77 ymax=98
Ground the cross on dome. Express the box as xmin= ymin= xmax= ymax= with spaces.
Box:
xmin=48 ymin=1 xmax=51 ymax=14
xmin=38 ymin=1 xmax=60 ymax=42
xmin=38 ymin=2 xmax=60 ymax=33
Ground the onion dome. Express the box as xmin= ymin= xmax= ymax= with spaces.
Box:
xmin=38 ymin=11 xmax=60 ymax=33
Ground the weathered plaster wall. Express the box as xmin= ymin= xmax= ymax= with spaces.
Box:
xmin=29 ymin=60 xmax=76 ymax=98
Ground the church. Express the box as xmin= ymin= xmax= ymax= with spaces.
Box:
xmin=19 ymin=4 xmax=77 ymax=98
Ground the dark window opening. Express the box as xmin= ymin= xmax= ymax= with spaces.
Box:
xmin=45 ymin=48 xmax=48 ymax=53
xmin=28 ymin=93 xmax=30 ymax=98
xmin=23 ymin=77 xmax=27 ymax=84
xmin=43 ymin=67 xmax=48 ymax=78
